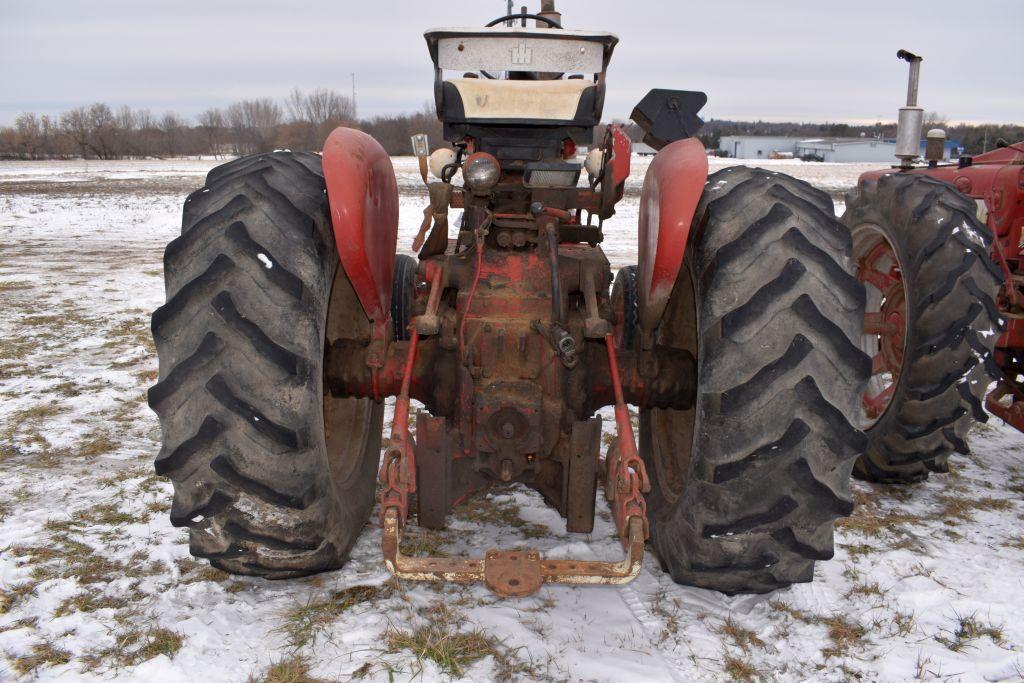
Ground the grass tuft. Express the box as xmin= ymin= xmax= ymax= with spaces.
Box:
xmin=11 ymin=641 xmax=72 ymax=675
xmin=719 ymin=617 xmax=766 ymax=651
xmin=723 ymin=653 xmax=759 ymax=682
xmin=250 ymin=654 xmax=324 ymax=683
xmin=935 ymin=611 xmax=1004 ymax=652
xmin=83 ymin=626 xmax=184 ymax=669
xmin=277 ymin=585 xmax=388 ymax=650
xmin=384 ymin=617 xmax=499 ymax=678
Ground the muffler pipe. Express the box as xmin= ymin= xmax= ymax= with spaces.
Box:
xmin=895 ymin=49 xmax=924 ymax=168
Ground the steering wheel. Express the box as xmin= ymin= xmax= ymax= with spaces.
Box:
xmin=480 ymin=13 xmax=564 ymax=80
xmin=485 ymin=13 xmax=562 ymax=28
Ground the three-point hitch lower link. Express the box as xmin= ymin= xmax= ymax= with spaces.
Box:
xmin=376 ymin=273 xmax=651 ymax=597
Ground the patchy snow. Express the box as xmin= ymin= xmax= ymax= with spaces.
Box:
xmin=1 ymin=158 xmax=1022 ymax=682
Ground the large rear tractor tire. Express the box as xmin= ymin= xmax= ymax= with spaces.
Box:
xmin=149 ymin=151 xmax=384 ymax=578
xmin=640 ymin=166 xmax=870 ymax=594
xmin=842 ymin=174 xmax=1003 ymax=483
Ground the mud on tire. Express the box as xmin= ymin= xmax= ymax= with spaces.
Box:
xmin=843 ymin=174 xmax=1003 ymax=483
xmin=149 ymin=151 xmax=383 ymax=578
xmin=641 ymin=166 xmax=870 ymax=594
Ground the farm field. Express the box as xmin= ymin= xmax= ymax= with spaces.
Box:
xmin=1 ymin=156 xmax=1023 ymax=682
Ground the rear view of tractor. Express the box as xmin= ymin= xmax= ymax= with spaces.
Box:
xmin=149 ymin=2 xmax=870 ymax=596
xmin=843 ymin=50 xmax=1022 ymax=484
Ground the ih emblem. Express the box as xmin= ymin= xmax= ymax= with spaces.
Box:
xmin=510 ymin=41 xmax=533 ymax=65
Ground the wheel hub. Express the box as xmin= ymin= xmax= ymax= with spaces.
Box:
xmin=856 ymin=230 xmax=909 ymax=424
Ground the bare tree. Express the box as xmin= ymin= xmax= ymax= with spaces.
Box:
xmin=226 ymin=98 xmax=282 ymax=154
xmin=14 ymin=113 xmax=41 ymax=159
xmin=197 ymin=107 xmax=226 ymax=157
xmin=158 ymin=112 xmax=184 ymax=157
xmin=287 ymin=88 xmax=356 ymax=126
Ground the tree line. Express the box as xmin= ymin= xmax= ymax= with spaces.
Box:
xmin=2 ymin=89 xmax=1020 ymax=159
xmin=0 ymin=88 xmax=443 ymax=160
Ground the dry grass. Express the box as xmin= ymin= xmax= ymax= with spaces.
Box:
xmin=370 ymin=602 xmax=540 ymax=679
xmin=277 ymin=585 xmax=389 ymax=651
xmin=844 ymin=581 xmax=886 ymax=600
xmin=935 ymin=612 xmax=1004 ymax=652
xmin=837 ymin=483 xmax=1017 ymax=558
xmin=650 ymin=587 xmax=683 ymax=644
xmin=13 ymin=533 xmax=127 ymax=585
xmin=819 ymin=615 xmax=867 ymax=658
xmin=0 ymin=616 xmax=38 ymax=634
xmin=176 ymin=559 xmax=231 ymax=584
xmin=104 ymin=317 xmax=155 ymax=354
xmin=719 ymin=617 xmax=766 ymax=651
xmin=83 ymin=626 xmax=184 ymax=669
xmin=937 ymin=494 xmax=1013 ymax=521
xmin=77 ymin=430 xmax=119 ymax=458
xmin=769 ymin=600 xmax=866 ymax=659
xmin=399 ymin=527 xmax=450 ymax=557
xmin=722 ymin=653 xmax=760 ymax=682
xmin=384 ymin=613 xmax=500 ymax=679
xmin=452 ymin=489 xmax=550 ymax=539
xmin=250 ymin=654 xmax=325 ymax=683
xmin=11 ymin=640 xmax=72 ymax=675
xmin=0 ymin=279 xmax=33 ymax=292
xmin=53 ymin=590 xmax=135 ymax=618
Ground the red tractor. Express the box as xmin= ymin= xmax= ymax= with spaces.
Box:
xmin=149 ymin=3 xmax=869 ymax=596
xmin=842 ymin=50 xmax=1022 ymax=484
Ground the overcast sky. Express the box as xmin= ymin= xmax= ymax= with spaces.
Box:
xmin=2 ymin=0 xmax=1021 ymax=126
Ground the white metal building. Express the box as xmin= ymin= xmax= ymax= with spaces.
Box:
xmin=794 ymin=138 xmax=897 ymax=163
xmin=718 ymin=136 xmax=800 ymax=159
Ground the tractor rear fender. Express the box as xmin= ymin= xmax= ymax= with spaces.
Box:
xmin=637 ymin=137 xmax=708 ymax=332
xmin=322 ymin=127 xmax=400 ymax=333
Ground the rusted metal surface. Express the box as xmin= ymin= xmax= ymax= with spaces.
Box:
xmin=378 ymin=268 xmax=444 ymax=525
xmin=381 ymin=507 xmax=645 ymax=597
xmin=856 ymin=232 xmax=907 ymax=423
xmin=565 ymin=419 xmax=600 ymax=533
xmin=986 ymin=378 xmax=1024 ymax=433
xmin=414 ymin=414 xmax=451 ymax=530
xmin=377 ymin=308 xmax=652 ymax=594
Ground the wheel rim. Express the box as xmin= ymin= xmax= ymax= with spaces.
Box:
xmin=853 ymin=225 xmax=908 ymax=428
xmin=647 ymin=262 xmax=698 ymax=504
xmin=323 ymin=264 xmax=379 ymax=485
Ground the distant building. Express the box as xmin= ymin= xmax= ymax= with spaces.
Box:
xmin=718 ymin=136 xmax=800 ymax=160
xmin=632 ymin=142 xmax=658 ymax=156
xmin=794 ymin=138 xmax=897 ymax=163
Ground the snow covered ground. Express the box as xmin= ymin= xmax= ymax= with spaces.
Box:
xmin=0 ymin=156 xmax=1022 ymax=682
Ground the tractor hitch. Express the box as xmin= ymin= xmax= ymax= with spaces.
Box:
xmin=377 ymin=310 xmax=652 ymax=597
xmin=381 ymin=510 xmax=645 ymax=598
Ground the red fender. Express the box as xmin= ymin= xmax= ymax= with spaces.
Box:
xmin=322 ymin=127 xmax=399 ymax=332
xmin=637 ymin=137 xmax=708 ymax=332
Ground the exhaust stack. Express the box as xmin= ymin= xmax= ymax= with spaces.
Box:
xmin=894 ymin=49 xmax=924 ymax=168
xmin=538 ymin=1 xmax=561 ymax=28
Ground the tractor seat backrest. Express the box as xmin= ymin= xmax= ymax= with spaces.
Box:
xmin=440 ymin=78 xmax=599 ymax=126
xmin=425 ymin=27 xmax=618 ymax=129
